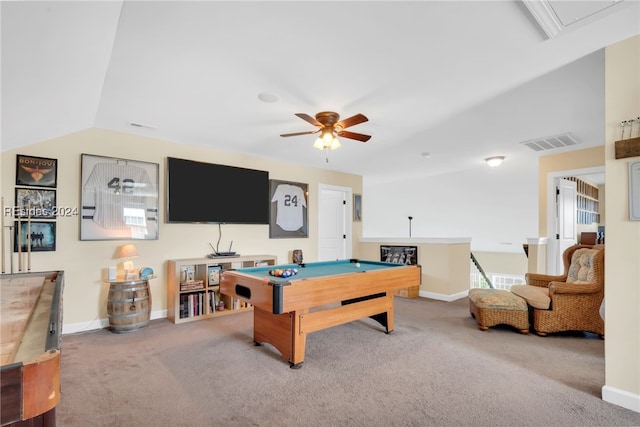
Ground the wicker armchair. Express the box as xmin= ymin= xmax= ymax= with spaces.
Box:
xmin=511 ymin=244 xmax=604 ymax=337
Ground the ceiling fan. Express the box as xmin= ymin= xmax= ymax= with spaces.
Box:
xmin=280 ymin=111 xmax=371 ymax=151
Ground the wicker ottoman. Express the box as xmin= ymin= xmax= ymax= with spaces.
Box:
xmin=468 ymin=288 xmax=529 ymax=334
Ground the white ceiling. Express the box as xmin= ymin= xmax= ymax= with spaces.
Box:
xmin=2 ymin=1 xmax=639 ymax=184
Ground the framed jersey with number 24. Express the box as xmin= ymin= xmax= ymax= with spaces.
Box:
xmin=269 ymin=179 xmax=308 ymax=238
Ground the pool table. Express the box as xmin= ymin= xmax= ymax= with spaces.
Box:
xmin=220 ymin=259 xmax=421 ymax=368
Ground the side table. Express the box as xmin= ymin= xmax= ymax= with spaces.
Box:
xmin=106 ymin=278 xmax=152 ymax=333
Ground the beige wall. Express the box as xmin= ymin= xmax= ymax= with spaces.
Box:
xmin=0 ymin=128 xmax=362 ymax=330
xmin=603 ymin=35 xmax=640 ymax=408
xmin=472 ymin=251 xmax=527 ymax=276
xmin=359 ymin=239 xmax=471 ymax=300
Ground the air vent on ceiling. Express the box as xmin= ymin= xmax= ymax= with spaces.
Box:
xmin=520 ymin=132 xmax=581 ymax=152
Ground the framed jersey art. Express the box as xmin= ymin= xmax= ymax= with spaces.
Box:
xmin=80 ymin=154 xmax=159 ymax=240
xmin=269 ymin=179 xmax=308 ymax=238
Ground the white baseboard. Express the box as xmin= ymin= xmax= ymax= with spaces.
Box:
xmin=419 ymin=290 xmax=468 ymax=302
xmin=62 ymin=309 xmax=167 ymax=335
xmin=602 ymin=385 xmax=640 ymax=413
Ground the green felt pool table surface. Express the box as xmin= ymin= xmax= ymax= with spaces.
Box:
xmin=233 ymin=259 xmax=406 ymax=282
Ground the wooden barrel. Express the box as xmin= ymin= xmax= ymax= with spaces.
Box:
xmin=107 ymin=280 xmax=151 ymax=333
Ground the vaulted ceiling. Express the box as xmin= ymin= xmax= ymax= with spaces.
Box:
xmin=3 ymin=1 xmax=639 ymax=183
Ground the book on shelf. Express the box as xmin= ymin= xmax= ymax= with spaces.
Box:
xmin=179 ymin=292 xmax=208 ymax=318
xmin=180 ymin=280 xmax=204 ymax=291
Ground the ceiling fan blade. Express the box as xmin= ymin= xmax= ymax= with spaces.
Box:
xmin=280 ymin=130 xmax=320 ymax=137
xmin=295 ymin=113 xmax=322 ymax=127
xmin=336 ymin=113 xmax=368 ymax=129
xmin=337 ymin=130 xmax=371 ymax=142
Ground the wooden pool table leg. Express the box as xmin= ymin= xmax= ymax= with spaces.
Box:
xmin=252 ymin=307 xmax=308 ymax=368
xmin=290 ymin=308 xmax=308 ymax=369
xmin=385 ymin=293 xmax=395 ymax=333
xmin=253 ymin=307 xmax=294 ymax=365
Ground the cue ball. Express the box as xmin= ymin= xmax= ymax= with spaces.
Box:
xmin=355 ymin=262 xmax=360 ymax=268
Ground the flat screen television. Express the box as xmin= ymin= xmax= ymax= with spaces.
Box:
xmin=166 ymin=157 xmax=269 ymax=224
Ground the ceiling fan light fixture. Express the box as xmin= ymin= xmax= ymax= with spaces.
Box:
xmin=485 ymin=156 xmax=505 ymax=167
xmin=314 ymin=130 xmax=340 ymax=150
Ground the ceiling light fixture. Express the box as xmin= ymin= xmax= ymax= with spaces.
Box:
xmin=485 ymin=156 xmax=505 ymax=167
xmin=313 ymin=129 xmax=341 ymax=151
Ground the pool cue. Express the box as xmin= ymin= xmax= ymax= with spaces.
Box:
xmin=1 ymin=196 xmax=5 ymax=273
xmin=9 ymin=226 xmax=14 ymax=274
xmin=17 ymin=213 xmax=22 ymax=272
xmin=27 ymin=202 xmax=31 ymax=271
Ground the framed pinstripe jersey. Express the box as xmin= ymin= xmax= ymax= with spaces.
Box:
xmin=80 ymin=154 xmax=159 ymax=240
xmin=269 ymin=179 xmax=308 ymax=238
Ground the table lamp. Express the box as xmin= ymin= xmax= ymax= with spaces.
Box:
xmin=114 ymin=244 xmax=139 ymax=279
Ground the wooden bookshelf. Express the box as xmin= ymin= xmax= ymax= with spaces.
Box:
xmin=567 ymin=176 xmax=600 ymax=225
xmin=167 ymin=254 xmax=277 ymax=324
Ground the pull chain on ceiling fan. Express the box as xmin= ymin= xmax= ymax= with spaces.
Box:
xmin=280 ymin=111 xmax=371 ymax=154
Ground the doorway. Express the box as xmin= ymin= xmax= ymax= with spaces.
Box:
xmin=546 ymin=166 xmax=605 ymax=274
xmin=317 ymin=184 xmax=352 ymax=261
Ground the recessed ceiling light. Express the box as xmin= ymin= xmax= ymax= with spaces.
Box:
xmin=485 ymin=156 xmax=505 ymax=167
xmin=258 ymin=92 xmax=279 ymax=103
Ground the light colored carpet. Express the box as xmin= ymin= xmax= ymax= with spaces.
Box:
xmin=58 ymin=297 xmax=640 ymax=426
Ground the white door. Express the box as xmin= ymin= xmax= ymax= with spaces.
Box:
xmin=553 ymin=178 xmax=577 ymax=274
xmin=317 ymin=185 xmax=351 ymax=261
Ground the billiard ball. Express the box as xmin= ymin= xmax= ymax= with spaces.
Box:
xmin=355 ymin=262 xmax=360 ymax=268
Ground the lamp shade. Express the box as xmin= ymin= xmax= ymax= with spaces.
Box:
xmin=114 ymin=244 xmax=139 ymax=260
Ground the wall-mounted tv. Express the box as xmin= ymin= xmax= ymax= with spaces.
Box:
xmin=166 ymin=157 xmax=269 ymax=224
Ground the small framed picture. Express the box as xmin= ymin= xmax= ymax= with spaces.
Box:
xmin=14 ymin=188 xmax=57 ymax=219
xmin=16 ymin=154 xmax=58 ymax=188
xmin=380 ymin=245 xmax=418 ymax=265
xmin=353 ymin=194 xmax=362 ymax=222
xmin=180 ymin=265 xmax=195 ymax=283
xmin=208 ymin=265 xmax=222 ymax=286
xmin=629 ymin=161 xmax=640 ymax=221
xmin=13 ymin=221 xmax=56 ymax=252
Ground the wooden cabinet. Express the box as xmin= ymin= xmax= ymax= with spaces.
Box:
xmin=167 ymin=255 xmax=276 ymax=324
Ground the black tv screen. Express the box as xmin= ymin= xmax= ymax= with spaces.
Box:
xmin=166 ymin=157 xmax=269 ymax=224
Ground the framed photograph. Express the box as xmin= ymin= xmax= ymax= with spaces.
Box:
xmin=80 ymin=154 xmax=159 ymax=241
xmin=16 ymin=154 xmax=58 ymax=188
xmin=629 ymin=161 xmax=640 ymax=221
xmin=14 ymin=221 xmax=56 ymax=252
xmin=380 ymin=245 xmax=418 ymax=265
xmin=269 ymin=179 xmax=308 ymax=238
xmin=15 ymin=188 xmax=57 ymax=219
xmin=207 ymin=265 xmax=222 ymax=286
xmin=353 ymin=194 xmax=362 ymax=222
xmin=180 ymin=265 xmax=196 ymax=283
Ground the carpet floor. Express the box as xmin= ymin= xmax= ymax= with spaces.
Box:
xmin=57 ymin=297 xmax=640 ymax=426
